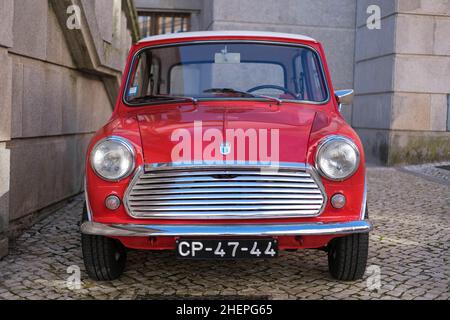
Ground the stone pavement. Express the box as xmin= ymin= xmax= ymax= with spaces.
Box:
xmin=0 ymin=165 xmax=449 ymax=300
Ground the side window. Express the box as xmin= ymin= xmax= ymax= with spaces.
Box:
xmin=306 ymin=51 xmax=327 ymax=102
xmin=128 ymin=56 xmax=145 ymax=98
xmin=149 ymin=59 xmax=161 ymax=95
xmin=294 ymin=56 xmax=307 ymax=100
xmin=294 ymin=50 xmax=327 ymax=102
xmin=128 ymin=53 xmax=161 ymax=98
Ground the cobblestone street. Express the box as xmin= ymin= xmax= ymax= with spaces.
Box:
xmin=0 ymin=166 xmax=449 ymax=300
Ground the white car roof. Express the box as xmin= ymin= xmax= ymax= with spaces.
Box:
xmin=138 ymin=31 xmax=317 ymax=44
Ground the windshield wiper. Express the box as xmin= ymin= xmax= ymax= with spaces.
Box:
xmin=203 ymin=88 xmax=282 ymax=105
xmin=129 ymin=95 xmax=198 ymax=105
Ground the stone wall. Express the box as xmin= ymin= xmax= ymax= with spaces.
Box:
xmin=0 ymin=0 xmax=14 ymax=259
xmin=388 ymin=0 xmax=450 ymax=164
xmin=353 ymin=0 xmax=396 ymax=164
xmin=0 ymin=0 xmax=138 ymax=259
xmin=354 ymin=0 xmax=450 ymax=164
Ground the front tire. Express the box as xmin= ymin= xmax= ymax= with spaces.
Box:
xmin=327 ymin=233 xmax=369 ymax=281
xmin=81 ymin=205 xmax=127 ymax=281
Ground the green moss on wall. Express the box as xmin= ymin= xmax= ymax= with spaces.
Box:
xmin=388 ymin=132 xmax=450 ymax=165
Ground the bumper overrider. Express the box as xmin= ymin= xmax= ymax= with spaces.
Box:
xmin=80 ymin=220 xmax=372 ymax=237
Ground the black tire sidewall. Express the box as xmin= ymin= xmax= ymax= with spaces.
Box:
xmin=81 ymin=204 xmax=127 ymax=281
xmin=328 ymin=233 xmax=369 ymax=281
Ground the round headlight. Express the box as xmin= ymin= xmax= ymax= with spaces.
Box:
xmin=316 ymin=136 xmax=360 ymax=181
xmin=90 ymin=137 xmax=135 ymax=181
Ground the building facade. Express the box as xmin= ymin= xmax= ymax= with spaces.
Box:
xmin=135 ymin=0 xmax=450 ymax=165
xmin=0 ymin=0 xmax=449 ymax=260
xmin=0 ymin=0 xmax=139 ymax=258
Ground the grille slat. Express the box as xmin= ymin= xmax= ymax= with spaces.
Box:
xmin=128 ymin=188 xmax=322 ymax=195
xmin=128 ymin=193 xmax=324 ymax=200
xmin=129 ymin=199 xmax=324 ymax=206
xmin=135 ymin=175 xmax=316 ymax=185
xmin=125 ymin=164 xmax=326 ymax=219
xmin=132 ymin=182 xmax=318 ymax=190
xmin=139 ymin=170 xmax=312 ymax=179
xmin=129 ymin=204 xmax=323 ymax=211
xmin=129 ymin=210 xmax=321 ymax=218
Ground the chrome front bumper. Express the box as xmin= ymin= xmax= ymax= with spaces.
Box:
xmin=80 ymin=220 xmax=372 ymax=237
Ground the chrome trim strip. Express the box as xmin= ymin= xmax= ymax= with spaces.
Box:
xmin=84 ymin=177 xmax=92 ymax=222
xmin=132 ymin=181 xmax=318 ymax=190
xmin=124 ymin=162 xmax=328 ymax=220
xmin=124 ymin=165 xmax=143 ymax=218
xmin=360 ymin=174 xmax=368 ymax=220
xmin=140 ymin=170 xmax=311 ymax=178
xmin=308 ymin=165 xmax=328 ymax=215
xmin=141 ymin=162 xmax=314 ymax=171
xmin=135 ymin=176 xmax=316 ymax=184
xmin=144 ymin=161 xmax=307 ymax=171
xmin=128 ymin=193 xmax=324 ymax=200
xmin=80 ymin=220 xmax=372 ymax=237
xmin=129 ymin=199 xmax=324 ymax=206
xmin=129 ymin=187 xmax=322 ymax=195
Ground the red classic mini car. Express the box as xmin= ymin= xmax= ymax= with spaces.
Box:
xmin=81 ymin=31 xmax=371 ymax=281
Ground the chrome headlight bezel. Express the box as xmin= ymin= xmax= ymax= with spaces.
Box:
xmin=315 ymin=135 xmax=360 ymax=181
xmin=90 ymin=136 xmax=135 ymax=182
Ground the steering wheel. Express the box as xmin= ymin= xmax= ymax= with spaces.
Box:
xmin=247 ymin=85 xmax=297 ymax=98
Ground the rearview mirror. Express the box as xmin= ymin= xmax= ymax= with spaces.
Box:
xmin=215 ymin=46 xmax=241 ymax=64
xmin=335 ymin=89 xmax=354 ymax=112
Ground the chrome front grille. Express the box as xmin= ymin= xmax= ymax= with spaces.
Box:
xmin=124 ymin=163 xmax=327 ymax=219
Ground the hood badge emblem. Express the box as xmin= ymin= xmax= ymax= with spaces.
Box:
xmin=220 ymin=142 xmax=231 ymax=155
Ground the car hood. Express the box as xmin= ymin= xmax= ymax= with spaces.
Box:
xmin=135 ymin=103 xmax=317 ymax=164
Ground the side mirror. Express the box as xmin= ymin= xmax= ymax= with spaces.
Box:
xmin=335 ymin=89 xmax=354 ymax=112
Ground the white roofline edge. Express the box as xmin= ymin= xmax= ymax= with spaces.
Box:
xmin=138 ymin=31 xmax=318 ymax=44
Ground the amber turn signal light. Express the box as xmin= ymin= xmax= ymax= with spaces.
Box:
xmin=331 ymin=194 xmax=346 ymax=209
xmin=105 ymin=195 xmax=121 ymax=210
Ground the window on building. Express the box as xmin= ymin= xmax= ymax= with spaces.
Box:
xmin=138 ymin=13 xmax=190 ymax=38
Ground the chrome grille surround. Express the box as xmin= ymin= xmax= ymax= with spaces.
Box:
xmin=124 ymin=162 xmax=327 ymax=220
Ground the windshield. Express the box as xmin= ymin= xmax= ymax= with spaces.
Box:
xmin=124 ymin=42 xmax=329 ymax=105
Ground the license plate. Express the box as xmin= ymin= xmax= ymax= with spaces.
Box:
xmin=176 ymin=239 xmax=278 ymax=259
